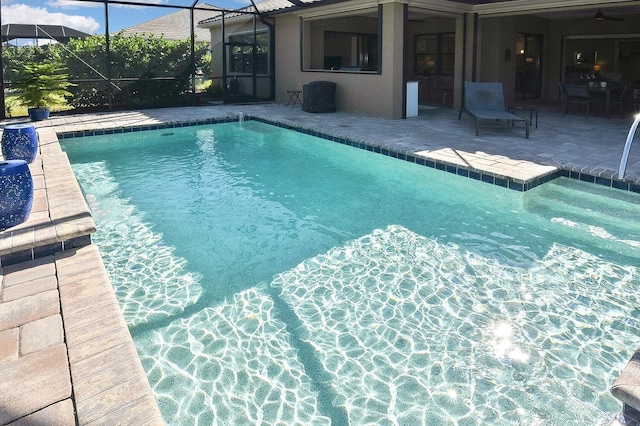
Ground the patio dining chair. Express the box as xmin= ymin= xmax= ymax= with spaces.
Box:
xmin=609 ymin=83 xmax=628 ymax=116
xmin=561 ymin=83 xmax=595 ymax=118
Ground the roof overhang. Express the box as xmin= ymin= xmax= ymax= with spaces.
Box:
xmin=460 ymin=0 xmax=640 ymax=17
xmin=1 ymin=24 xmax=91 ymax=43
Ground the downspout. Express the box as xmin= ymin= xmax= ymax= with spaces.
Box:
xmin=190 ymin=0 xmax=198 ymax=104
xmin=222 ymin=12 xmax=227 ymax=94
xmin=402 ymin=4 xmax=408 ymax=119
xmin=472 ymin=13 xmax=478 ymax=82
xmin=249 ymin=0 xmax=275 ymax=101
xmin=105 ymin=0 xmax=113 ymax=109
xmin=0 ymin=5 xmax=5 ymax=120
xmin=460 ymin=12 xmax=467 ymax=110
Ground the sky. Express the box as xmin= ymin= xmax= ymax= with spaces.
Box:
xmin=1 ymin=0 xmax=249 ymax=35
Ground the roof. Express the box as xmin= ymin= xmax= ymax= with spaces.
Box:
xmin=197 ymin=0 xmax=637 ymax=25
xmin=119 ymin=3 xmax=219 ymax=41
xmin=198 ymin=0 xmax=323 ymax=24
xmin=1 ymin=24 xmax=91 ymax=43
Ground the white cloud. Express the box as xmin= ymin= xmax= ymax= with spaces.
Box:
xmin=45 ymin=0 xmax=101 ymax=9
xmin=2 ymin=4 xmax=100 ymax=34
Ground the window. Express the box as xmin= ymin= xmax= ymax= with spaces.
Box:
xmin=301 ymin=7 xmax=381 ymax=73
xmin=228 ymin=31 xmax=269 ymax=74
xmin=415 ymin=33 xmax=454 ymax=75
xmin=323 ymin=31 xmax=377 ymax=71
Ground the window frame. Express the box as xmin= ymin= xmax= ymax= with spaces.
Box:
xmin=414 ymin=32 xmax=455 ymax=76
xmin=227 ymin=30 xmax=270 ymax=76
xmin=299 ymin=5 xmax=382 ymax=74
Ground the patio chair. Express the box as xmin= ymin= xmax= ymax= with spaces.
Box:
xmin=458 ymin=82 xmax=529 ymax=138
xmin=619 ymin=85 xmax=640 ymax=114
xmin=561 ymin=83 xmax=595 ymax=118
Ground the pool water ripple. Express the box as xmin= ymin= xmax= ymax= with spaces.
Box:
xmin=272 ymin=225 xmax=637 ymax=425
xmin=73 ymin=162 xmax=203 ymax=326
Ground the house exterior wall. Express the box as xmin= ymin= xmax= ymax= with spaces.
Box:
xmin=274 ymin=2 xmax=406 ymax=119
xmin=477 ymin=16 xmax=549 ymax=104
xmin=204 ymin=1 xmax=640 ymax=118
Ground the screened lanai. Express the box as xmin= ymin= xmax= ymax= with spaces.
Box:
xmin=3 ymin=0 xmax=640 ymax=120
xmin=0 ymin=0 xmax=286 ymax=119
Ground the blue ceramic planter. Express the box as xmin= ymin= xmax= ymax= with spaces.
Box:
xmin=1 ymin=123 xmax=39 ymax=163
xmin=28 ymin=107 xmax=50 ymax=122
xmin=0 ymin=160 xmax=34 ymax=231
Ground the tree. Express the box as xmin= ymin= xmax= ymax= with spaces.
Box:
xmin=13 ymin=62 xmax=74 ymax=120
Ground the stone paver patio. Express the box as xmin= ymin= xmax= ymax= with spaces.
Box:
xmin=1 ymin=102 xmax=639 ymax=424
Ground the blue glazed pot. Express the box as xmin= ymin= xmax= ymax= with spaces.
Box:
xmin=28 ymin=107 xmax=50 ymax=122
xmin=0 ymin=160 xmax=34 ymax=231
xmin=1 ymin=123 xmax=39 ymax=163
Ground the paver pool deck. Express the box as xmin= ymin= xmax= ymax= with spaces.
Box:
xmin=1 ymin=103 xmax=639 ymax=424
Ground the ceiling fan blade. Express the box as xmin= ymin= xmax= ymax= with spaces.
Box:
xmin=594 ymin=9 xmax=625 ymax=21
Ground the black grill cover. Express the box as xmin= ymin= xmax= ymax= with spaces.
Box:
xmin=302 ymin=81 xmax=336 ymax=113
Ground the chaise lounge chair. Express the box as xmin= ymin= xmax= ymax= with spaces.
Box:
xmin=458 ymin=82 xmax=530 ymax=138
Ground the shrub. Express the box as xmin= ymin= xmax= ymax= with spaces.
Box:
xmin=61 ymin=32 xmax=210 ymax=109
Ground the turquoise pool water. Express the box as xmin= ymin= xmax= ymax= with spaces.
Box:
xmin=63 ymin=120 xmax=640 ymax=425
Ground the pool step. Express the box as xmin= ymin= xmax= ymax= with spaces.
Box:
xmin=524 ymin=177 xmax=640 ymax=244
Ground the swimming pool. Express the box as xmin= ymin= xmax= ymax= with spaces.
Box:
xmin=62 ymin=120 xmax=640 ymax=425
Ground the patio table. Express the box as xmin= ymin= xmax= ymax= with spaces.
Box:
xmin=588 ymin=84 xmax=624 ymax=117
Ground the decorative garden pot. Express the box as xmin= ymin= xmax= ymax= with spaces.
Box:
xmin=27 ymin=107 xmax=50 ymax=122
xmin=0 ymin=160 xmax=34 ymax=231
xmin=1 ymin=123 xmax=39 ymax=163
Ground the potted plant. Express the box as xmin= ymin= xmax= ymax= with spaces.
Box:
xmin=13 ymin=62 xmax=74 ymax=121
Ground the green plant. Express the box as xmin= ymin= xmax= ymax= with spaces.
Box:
xmin=62 ymin=33 xmax=209 ymax=109
xmin=13 ymin=62 xmax=74 ymax=109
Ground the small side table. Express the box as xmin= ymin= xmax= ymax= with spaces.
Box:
xmin=286 ymin=90 xmax=302 ymax=107
xmin=509 ymin=106 xmax=538 ymax=128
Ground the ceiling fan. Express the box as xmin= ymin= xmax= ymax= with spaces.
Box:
xmin=594 ymin=9 xmax=625 ymax=21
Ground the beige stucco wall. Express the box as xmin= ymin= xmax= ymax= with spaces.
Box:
xmin=275 ymin=3 xmax=407 ymax=119
xmin=478 ymin=16 xmax=550 ymax=104
xmin=205 ymin=2 xmax=468 ymax=118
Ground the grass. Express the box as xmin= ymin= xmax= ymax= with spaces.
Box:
xmin=4 ymin=94 xmax=75 ymax=119
xmin=4 ymin=79 xmax=215 ymax=118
